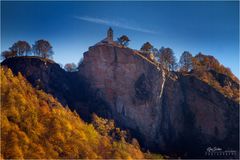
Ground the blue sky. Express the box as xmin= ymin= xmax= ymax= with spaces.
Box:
xmin=1 ymin=1 xmax=239 ymax=77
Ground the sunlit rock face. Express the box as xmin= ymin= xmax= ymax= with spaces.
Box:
xmin=79 ymin=44 xmax=239 ymax=158
xmin=79 ymin=45 xmax=165 ymax=147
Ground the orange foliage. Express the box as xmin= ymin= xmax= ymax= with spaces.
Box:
xmin=191 ymin=53 xmax=239 ymax=102
xmin=1 ymin=67 xmax=155 ymax=159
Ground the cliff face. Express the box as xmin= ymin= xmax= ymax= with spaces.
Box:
xmin=79 ymin=44 xmax=239 ymax=157
xmin=1 ymin=45 xmax=239 ymax=158
xmin=79 ymin=45 xmax=165 ymax=147
xmin=157 ymin=75 xmax=238 ymax=157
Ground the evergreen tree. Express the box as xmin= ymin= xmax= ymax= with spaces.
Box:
xmin=117 ymin=35 xmax=130 ymax=47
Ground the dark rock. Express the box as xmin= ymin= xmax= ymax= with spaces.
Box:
xmin=135 ymin=73 xmax=153 ymax=101
xmin=1 ymin=56 xmax=111 ymax=121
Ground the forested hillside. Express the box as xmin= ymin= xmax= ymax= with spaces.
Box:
xmin=1 ymin=67 xmax=160 ymax=159
xmin=190 ymin=53 xmax=239 ymax=102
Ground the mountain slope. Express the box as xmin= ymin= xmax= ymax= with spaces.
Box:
xmin=1 ymin=56 xmax=109 ymax=121
xmin=1 ymin=45 xmax=239 ymax=158
xmin=0 ymin=67 xmax=149 ymax=159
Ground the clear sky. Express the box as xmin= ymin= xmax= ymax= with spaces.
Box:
xmin=1 ymin=1 xmax=239 ymax=77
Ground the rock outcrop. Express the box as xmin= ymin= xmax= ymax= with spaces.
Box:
xmin=79 ymin=44 xmax=239 ymax=158
xmin=1 ymin=56 xmax=109 ymax=121
xmin=79 ymin=45 xmax=164 ymax=147
xmin=1 ymin=45 xmax=239 ymax=158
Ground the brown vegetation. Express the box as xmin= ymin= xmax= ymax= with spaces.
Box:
xmin=191 ymin=53 xmax=239 ymax=102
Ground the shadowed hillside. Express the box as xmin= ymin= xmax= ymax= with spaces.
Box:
xmin=1 ymin=56 xmax=111 ymax=122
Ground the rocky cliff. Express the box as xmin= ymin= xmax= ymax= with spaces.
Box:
xmin=1 ymin=56 xmax=109 ymax=121
xmin=79 ymin=45 xmax=164 ymax=147
xmin=1 ymin=45 xmax=239 ymax=158
xmin=79 ymin=44 xmax=239 ymax=158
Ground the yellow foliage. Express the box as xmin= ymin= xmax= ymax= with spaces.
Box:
xmin=0 ymin=67 xmax=148 ymax=159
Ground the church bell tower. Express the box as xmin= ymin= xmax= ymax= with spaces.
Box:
xmin=107 ymin=27 xmax=113 ymax=42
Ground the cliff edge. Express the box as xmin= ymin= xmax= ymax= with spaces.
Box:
xmin=79 ymin=44 xmax=239 ymax=158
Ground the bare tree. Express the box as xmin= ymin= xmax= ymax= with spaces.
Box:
xmin=32 ymin=40 xmax=54 ymax=59
xmin=159 ymin=47 xmax=176 ymax=71
xmin=1 ymin=50 xmax=17 ymax=60
xmin=9 ymin=41 xmax=31 ymax=56
xmin=179 ymin=51 xmax=193 ymax=72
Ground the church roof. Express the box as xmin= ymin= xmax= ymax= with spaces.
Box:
xmin=93 ymin=28 xmax=120 ymax=47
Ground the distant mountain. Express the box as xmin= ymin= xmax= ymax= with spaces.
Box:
xmin=1 ymin=67 xmax=152 ymax=159
xmin=1 ymin=44 xmax=239 ymax=158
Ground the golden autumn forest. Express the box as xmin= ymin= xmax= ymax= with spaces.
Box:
xmin=0 ymin=67 xmax=165 ymax=159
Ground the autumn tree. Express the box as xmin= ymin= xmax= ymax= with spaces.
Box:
xmin=0 ymin=67 xmax=150 ymax=159
xmin=117 ymin=35 xmax=130 ymax=47
xmin=1 ymin=50 xmax=17 ymax=59
xmin=92 ymin=114 xmax=128 ymax=142
xmin=92 ymin=113 xmax=115 ymax=136
xmin=32 ymin=40 xmax=54 ymax=59
xmin=159 ymin=47 xmax=176 ymax=71
xmin=192 ymin=53 xmax=218 ymax=72
xmin=179 ymin=51 xmax=193 ymax=72
xmin=64 ymin=63 xmax=77 ymax=72
xmin=189 ymin=53 xmax=239 ymax=102
xmin=9 ymin=41 xmax=31 ymax=56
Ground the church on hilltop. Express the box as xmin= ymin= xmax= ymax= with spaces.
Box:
xmin=92 ymin=27 xmax=158 ymax=64
xmin=95 ymin=27 xmax=118 ymax=46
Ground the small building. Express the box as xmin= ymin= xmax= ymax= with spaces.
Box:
xmin=94 ymin=27 xmax=118 ymax=46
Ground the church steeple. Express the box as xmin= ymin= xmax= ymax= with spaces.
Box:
xmin=94 ymin=27 xmax=116 ymax=46
xmin=107 ymin=27 xmax=113 ymax=42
